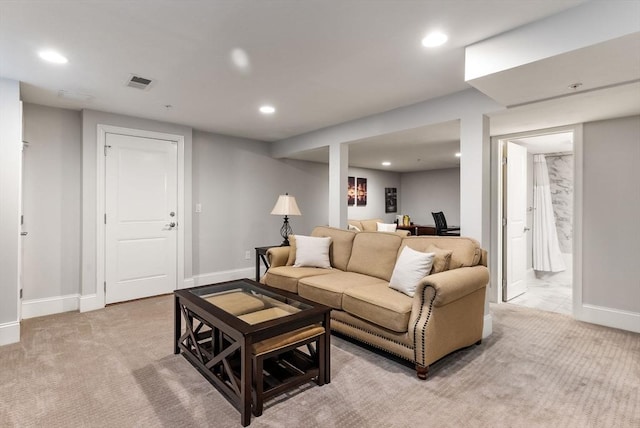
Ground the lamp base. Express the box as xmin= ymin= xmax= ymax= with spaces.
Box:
xmin=279 ymin=216 xmax=293 ymax=246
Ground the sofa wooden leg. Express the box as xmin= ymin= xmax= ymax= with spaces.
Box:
xmin=475 ymin=339 xmax=482 ymax=345
xmin=416 ymin=365 xmax=428 ymax=380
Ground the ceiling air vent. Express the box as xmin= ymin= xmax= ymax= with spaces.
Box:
xmin=126 ymin=74 xmax=153 ymax=90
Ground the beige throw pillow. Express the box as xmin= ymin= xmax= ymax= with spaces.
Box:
xmin=293 ymin=235 xmax=332 ymax=269
xmin=389 ymin=246 xmax=435 ymax=297
xmin=427 ymin=244 xmax=453 ymax=274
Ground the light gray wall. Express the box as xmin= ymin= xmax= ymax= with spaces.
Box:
xmin=399 ymin=168 xmax=460 ymax=226
xmin=583 ymin=115 xmax=640 ymax=313
xmin=81 ymin=109 xmax=193 ymax=296
xmin=22 ymin=104 xmax=81 ymax=299
xmin=0 ymin=78 xmax=21 ymax=329
xmin=192 ymin=130 xmax=328 ymax=275
xmin=347 ymin=167 xmax=401 ymax=223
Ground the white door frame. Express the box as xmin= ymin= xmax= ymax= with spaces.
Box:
xmin=490 ymin=124 xmax=583 ymax=315
xmin=95 ymin=124 xmax=185 ymax=309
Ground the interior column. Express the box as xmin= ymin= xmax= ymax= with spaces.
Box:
xmin=328 ymin=143 xmax=348 ymax=228
xmin=460 ymin=114 xmax=490 ymax=246
xmin=460 ymin=113 xmax=492 ymax=338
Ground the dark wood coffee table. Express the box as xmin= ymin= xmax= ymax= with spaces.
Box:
xmin=174 ymin=279 xmax=331 ymax=426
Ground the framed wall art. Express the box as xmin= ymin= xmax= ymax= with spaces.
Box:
xmin=385 ymin=187 xmax=397 ymax=213
xmin=347 ymin=176 xmax=355 ymax=206
xmin=357 ymin=177 xmax=367 ymax=206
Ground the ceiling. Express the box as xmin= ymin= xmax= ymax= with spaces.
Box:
xmin=1 ymin=0 xmax=638 ymax=172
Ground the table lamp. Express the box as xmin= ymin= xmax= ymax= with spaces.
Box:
xmin=270 ymin=193 xmax=302 ymax=246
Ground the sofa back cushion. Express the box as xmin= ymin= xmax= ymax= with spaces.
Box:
xmin=347 ymin=232 xmax=402 ymax=281
xmin=399 ymin=236 xmax=483 ymax=268
xmin=311 ymin=226 xmax=357 ymax=271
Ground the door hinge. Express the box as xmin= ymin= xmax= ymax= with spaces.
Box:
xmin=502 ymin=278 xmax=507 ymax=288
xmin=104 ymin=213 xmax=107 ymax=224
xmin=20 ymin=289 xmax=23 ymax=299
xmin=502 ymin=157 xmax=507 ymax=165
xmin=21 ymin=215 xmax=24 ymax=225
xmin=104 ymin=281 xmax=106 ymax=293
xmin=104 ymin=145 xmax=111 ymax=156
xmin=502 ymin=218 xmax=507 ymax=227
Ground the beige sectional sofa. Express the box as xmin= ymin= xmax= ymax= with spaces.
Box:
xmin=348 ymin=218 xmax=410 ymax=236
xmin=261 ymin=226 xmax=489 ymax=379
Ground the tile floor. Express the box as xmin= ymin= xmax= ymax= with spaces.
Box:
xmin=508 ymin=273 xmax=572 ymax=315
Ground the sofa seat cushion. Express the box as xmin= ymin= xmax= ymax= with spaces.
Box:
xmin=298 ymin=272 xmax=386 ymax=309
xmin=262 ymin=266 xmax=336 ymax=294
xmin=343 ymin=283 xmax=413 ymax=333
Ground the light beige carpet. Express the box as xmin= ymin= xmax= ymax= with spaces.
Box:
xmin=0 ymin=295 xmax=638 ymax=427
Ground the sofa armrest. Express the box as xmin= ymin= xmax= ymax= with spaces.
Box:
xmin=266 ymin=246 xmax=291 ymax=268
xmin=417 ymin=265 xmax=489 ymax=307
xmin=409 ymin=265 xmax=489 ymax=370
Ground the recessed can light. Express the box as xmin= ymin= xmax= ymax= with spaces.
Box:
xmin=381 ymin=161 xmax=391 ymax=166
xmin=38 ymin=50 xmax=68 ymax=64
xmin=259 ymin=105 xmax=276 ymax=114
xmin=421 ymin=32 xmax=448 ymax=48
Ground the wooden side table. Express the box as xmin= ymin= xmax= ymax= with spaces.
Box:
xmin=255 ymin=246 xmax=280 ymax=281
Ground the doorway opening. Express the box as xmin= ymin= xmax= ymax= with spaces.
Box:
xmin=500 ymin=130 xmax=575 ymax=315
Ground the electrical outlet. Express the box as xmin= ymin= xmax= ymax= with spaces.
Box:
xmin=244 ymin=250 xmax=251 ymax=260
xmin=195 ymin=203 xmax=202 ymax=213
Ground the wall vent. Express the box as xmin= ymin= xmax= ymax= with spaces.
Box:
xmin=126 ymin=74 xmax=153 ymax=90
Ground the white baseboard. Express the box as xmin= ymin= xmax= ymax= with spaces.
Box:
xmin=79 ymin=293 xmax=103 ymax=313
xmin=22 ymin=294 xmax=80 ymax=319
xmin=180 ymin=277 xmax=195 ymax=290
xmin=193 ymin=268 xmax=254 ymax=287
xmin=0 ymin=321 xmax=20 ymax=346
xmin=577 ymin=304 xmax=640 ymax=333
xmin=482 ymin=314 xmax=493 ymax=338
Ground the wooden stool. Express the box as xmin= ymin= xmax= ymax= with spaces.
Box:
xmin=250 ymin=325 xmax=327 ymax=417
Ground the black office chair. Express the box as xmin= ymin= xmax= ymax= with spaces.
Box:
xmin=431 ymin=211 xmax=460 ymax=236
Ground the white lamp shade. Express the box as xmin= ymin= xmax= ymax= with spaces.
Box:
xmin=270 ymin=194 xmax=302 ymax=216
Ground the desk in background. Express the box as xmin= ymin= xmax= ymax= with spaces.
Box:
xmin=396 ymin=225 xmax=437 ymax=236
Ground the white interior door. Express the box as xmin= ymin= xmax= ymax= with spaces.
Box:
xmin=504 ymin=142 xmax=528 ymax=301
xmin=105 ymin=133 xmax=177 ymax=304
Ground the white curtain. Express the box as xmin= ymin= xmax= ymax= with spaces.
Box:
xmin=533 ymin=154 xmax=566 ymax=272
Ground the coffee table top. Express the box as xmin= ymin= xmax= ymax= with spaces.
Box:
xmin=191 ymin=280 xmax=312 ymax=325
xmin=177 ymin=279 xmax=330 ymax=336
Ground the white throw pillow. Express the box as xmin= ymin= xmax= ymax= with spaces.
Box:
xmin=348 ymin=224 xmax=361 ymax=232
xmin=293 ymin=235 xmax=332 ymax=269
xmin=377 ymin=222 xmax=397 ymax=232
xmin=389 ymin=246 xmax=435 ymax=297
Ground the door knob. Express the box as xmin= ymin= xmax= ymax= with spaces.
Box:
xmin=169 ymin=222 xmax=176 ymax=228
xmin=524 ymin=227 xmax=531 ymax=232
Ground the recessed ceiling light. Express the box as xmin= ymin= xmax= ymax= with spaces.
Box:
xmin=382 ymin=161 xmax=391 ymax=166
xmin=259 ymin=105 xmax=276 ymax=114
xmin=38 ymin=50 xmax=68 ymax=64
xmin=421 ymin=32 xmax=448 ymax=48
xmin=455 ymin=152 xmax=461 ymax=157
